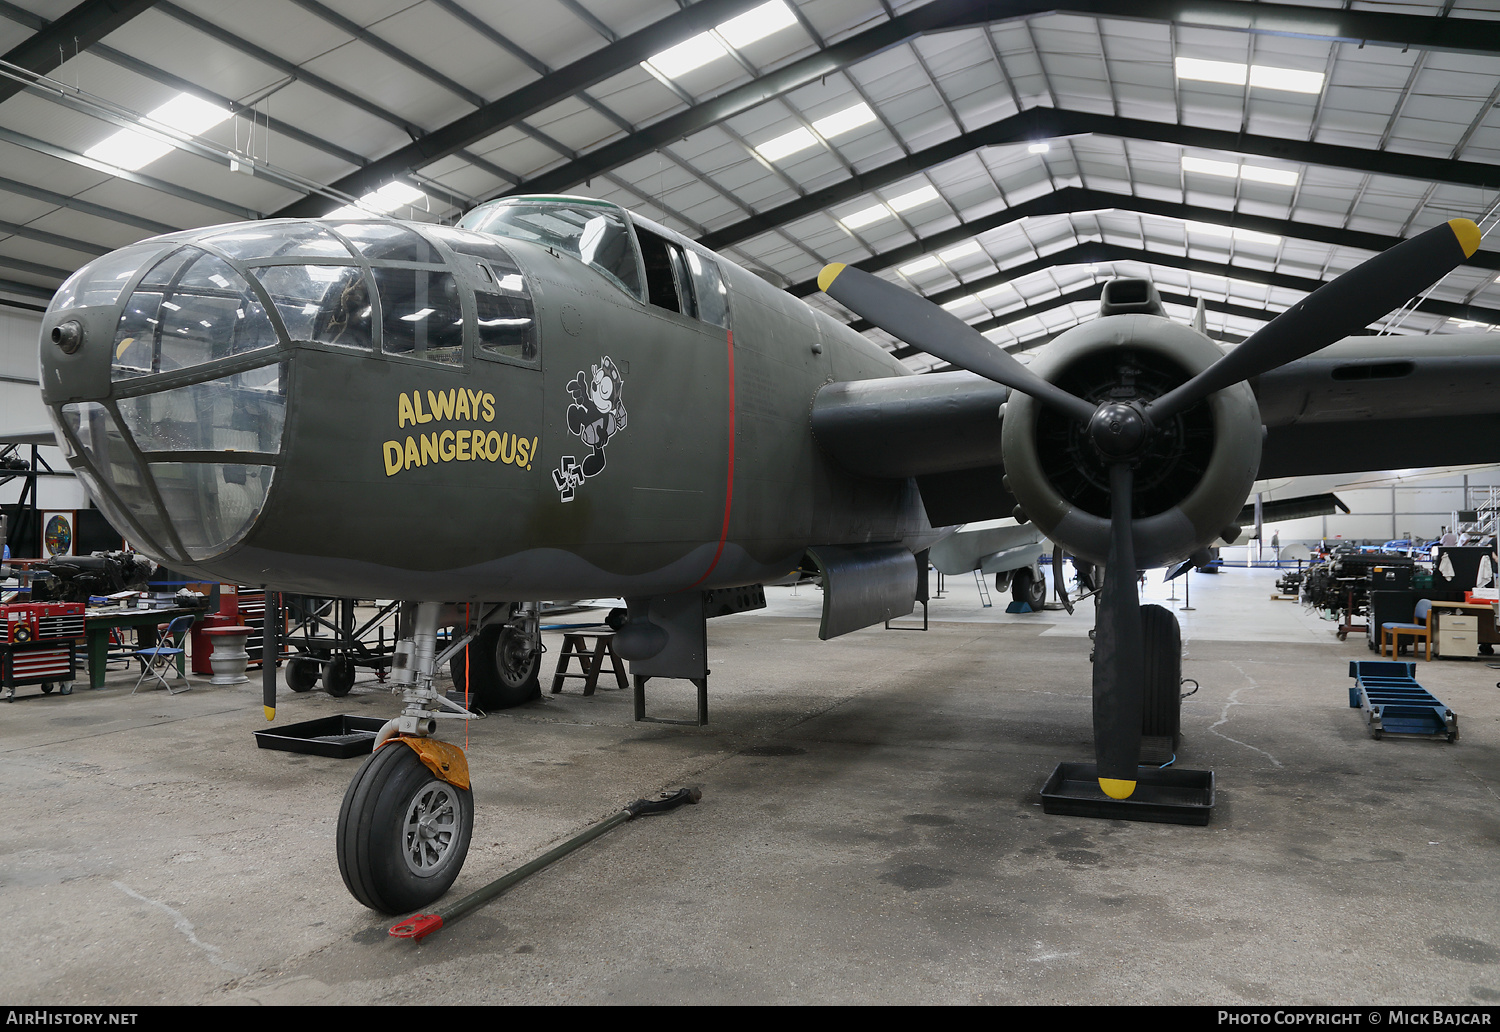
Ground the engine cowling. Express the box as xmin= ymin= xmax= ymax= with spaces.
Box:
xmin=999 ymin=314 xmax=1262 ymax=568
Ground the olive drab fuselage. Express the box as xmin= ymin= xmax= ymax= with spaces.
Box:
xmin=36 ymin=200 xmax=943 ymax=602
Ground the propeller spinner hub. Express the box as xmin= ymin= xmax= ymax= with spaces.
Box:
xmin=1087 ymin=401 xmax=1150 ymax=460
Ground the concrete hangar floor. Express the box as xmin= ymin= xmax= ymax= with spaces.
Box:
xmin=3 ymin=568 xmax=1498 ymax=1006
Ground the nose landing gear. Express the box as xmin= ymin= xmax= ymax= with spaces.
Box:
xmin=337 ymin=600 xmax=523 ymax=913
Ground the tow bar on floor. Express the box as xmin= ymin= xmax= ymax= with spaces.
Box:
xmin=1347 ymin=661 xmax=1459 ymax=742
xmin=389 ymin=787 xmax=702 ymax=942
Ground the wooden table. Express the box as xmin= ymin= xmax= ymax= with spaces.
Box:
xmin=83 ymin=606 xmax=200 ymax=689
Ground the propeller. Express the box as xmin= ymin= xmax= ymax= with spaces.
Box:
xmin=1147 ymin=219 xmax=1480 ymax=422
xmin=818 ymin=264 xmax=1095 ymax=424
xmin=820 ymin=217 xmax=1480 ymax=800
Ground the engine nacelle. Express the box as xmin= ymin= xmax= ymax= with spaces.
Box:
xmin=1000 ymin=315 xmax=1262 ymax=569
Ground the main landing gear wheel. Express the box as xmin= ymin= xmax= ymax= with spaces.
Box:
xmin=337 ymin=743 xmax=474 ymax=914
xmin=324 ymin=656 xmax=356 ymax=697
xmin=1012 ymin=566 xmax=1046 ymax=608
xmin=1140 ymin=603 xmax=1182 ymax=755
xmin=450 ymin=623 xmax=540 ymax=710
xmin=285 ymin=656 xmax=320 ymax=692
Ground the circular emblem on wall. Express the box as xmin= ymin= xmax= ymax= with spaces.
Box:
xmin=44 ymin=514 xmax=73 ymax=557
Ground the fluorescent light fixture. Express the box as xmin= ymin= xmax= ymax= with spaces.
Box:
xmin=717 ymin=0 xmax=797 ymax=49
xmin=1027 ymin=142 xmax=1050 ymax=154
xmin=1238 ymin=163 xmax=1299 ymax=186
xmin=1181 ymin=155 xmax=1241 ymax=178
xmin=645 ymin=31 xmax=727 ymax=79
xmin=755 ymin=126 xmax=817 ymax=162
xmin=1174 ymin=57 xmax=1246 ymax=86
xmin=899 ymin=256 xmax=941 ymax=275
xmin=939 ymin=241 xmax=983 ymax=262
xmin=889 ymin=185 xmax=939 ymax=212
xmin=812 ymin=103 xmax=876 ymax=139
xmin=1176 ymin=57 xmax=1325 ymax=95
xmin=840 ymin=203 xmax=891 ymax=229
xmin=1247 ymin=65 xmax=1325 ymax=94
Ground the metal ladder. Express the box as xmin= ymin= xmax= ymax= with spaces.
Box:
xmin=973 ymin=569 xmax=992 ymax=608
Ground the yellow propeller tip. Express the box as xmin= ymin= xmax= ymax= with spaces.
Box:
xmin=1448 ymin=218 xmax=1481 ymax=259
xmin=1098 ymin=777 xmax=1136 ymax=800
xmin=263 ymin=706 xmax=275 ymax=722
xmin=817 ymin=263 xmax=847 ymax=293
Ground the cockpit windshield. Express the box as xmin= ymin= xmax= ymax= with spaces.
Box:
xmin=458 ymin=201 xmax=642 ymax=300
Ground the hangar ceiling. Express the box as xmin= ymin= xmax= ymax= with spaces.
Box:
xmin=0 ymin=0 xmax=1498 ymax=371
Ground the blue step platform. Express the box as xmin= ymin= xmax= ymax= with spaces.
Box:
xmin=1347 ymin=661 xmax=1459 ymax=742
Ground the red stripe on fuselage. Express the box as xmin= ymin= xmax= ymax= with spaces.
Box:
xmin=689 ymin=329 xmax=735 ymax=588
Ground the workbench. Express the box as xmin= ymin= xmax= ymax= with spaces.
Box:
xmin=83 ymin=606 xmax=200 ymax=689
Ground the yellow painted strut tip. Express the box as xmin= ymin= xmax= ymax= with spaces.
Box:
xmin=817 ymin=263 xmax=847 ymax=293
xmin=263 ymin=705 xmax=275 ymax=722
xmin=1098 ymin=777 xmax=1136 ymax=800
xmin=1448 ymin=218 xmax=1481 ymax=259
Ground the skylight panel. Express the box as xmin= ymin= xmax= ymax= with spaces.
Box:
xmin=717 ymin=1 xmax=798 ymax=49
xmin=755 ymin=126 xmax=817 ymax=162
xmin=899 ymin=256 xmax=941 ymax=275
xmin=645 ymin=31 xmax=727 ymax=79
xmin=812 ymin=103 xmax=876 ymax=139
xmin=1176 ymin=58 xmax=1325 ymax=95
xmin=939 ymin=241 xmax=983 ymax=262
xmin=1181 ymin=156 xmax=1298 ymax=187
xmin=889 ymin=185 xmax=939 ymax=212
xmin=362 ymin=181 xmax=426 ymax=212
xmin=1238 ymin=164 xmax=1299 ymax=186
xmin=83 ymin=91 xmax=233 ymax=172
xmin=840 ymin=203 xmax=891 ymax=229
xmin=1247 ymin=65 xmax=1325 ymax=94
xmin=1180 ymin=156 xmax=1241 ymax=178
xmin=1174 ymin=57 xmax=1246 ymax=86
xmin=85 ymin=131 xmax=173 ymax=171
xmin=1185 ymin=221 xmax=1282 ymax=246
xmin=145 ymin=93 xmax=233 ymax=136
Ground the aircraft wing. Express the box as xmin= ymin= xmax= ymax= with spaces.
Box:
xmin=0 ymin=425 xmax=58 ymax=447
xmin=810 ymin=370 xmax=1011 ymax=526
xmin=1254 ymin=332 xmax=1500 ymax=479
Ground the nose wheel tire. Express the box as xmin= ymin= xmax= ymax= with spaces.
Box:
xmin=337 ymin=743 xmax=474 ymax=914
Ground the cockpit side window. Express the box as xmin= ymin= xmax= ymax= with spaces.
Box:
xmin=458 ymin=202 xmax=643 ymax=300
xmin=429 ymin=228 xmax=539 ymax=368
xmin=685 ymin=250 xmax=729 ymax=330
xmin=372 ymin=267 xmax=464 ymax=365
xmin=637 ymin=228 xmax=696 ymax=317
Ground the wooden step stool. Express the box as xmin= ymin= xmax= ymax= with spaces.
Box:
xmin=550 ymin=632 xmax=628 ymax=696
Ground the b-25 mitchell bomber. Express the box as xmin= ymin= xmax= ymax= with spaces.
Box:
xmin=31 ymin=194 xmax=1488 ymax=913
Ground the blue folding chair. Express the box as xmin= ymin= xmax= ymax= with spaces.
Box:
xmin=132 ymin=614 xmax=196 ymax=694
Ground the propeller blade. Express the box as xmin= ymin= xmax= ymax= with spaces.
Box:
xmin=1092 ymin=463 xmax=1144 ymax=799
xmin=1148 ymin=218 xmax=1481 ymax=422
xmin=818 ymin=263 xmax=1096 ymax=424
